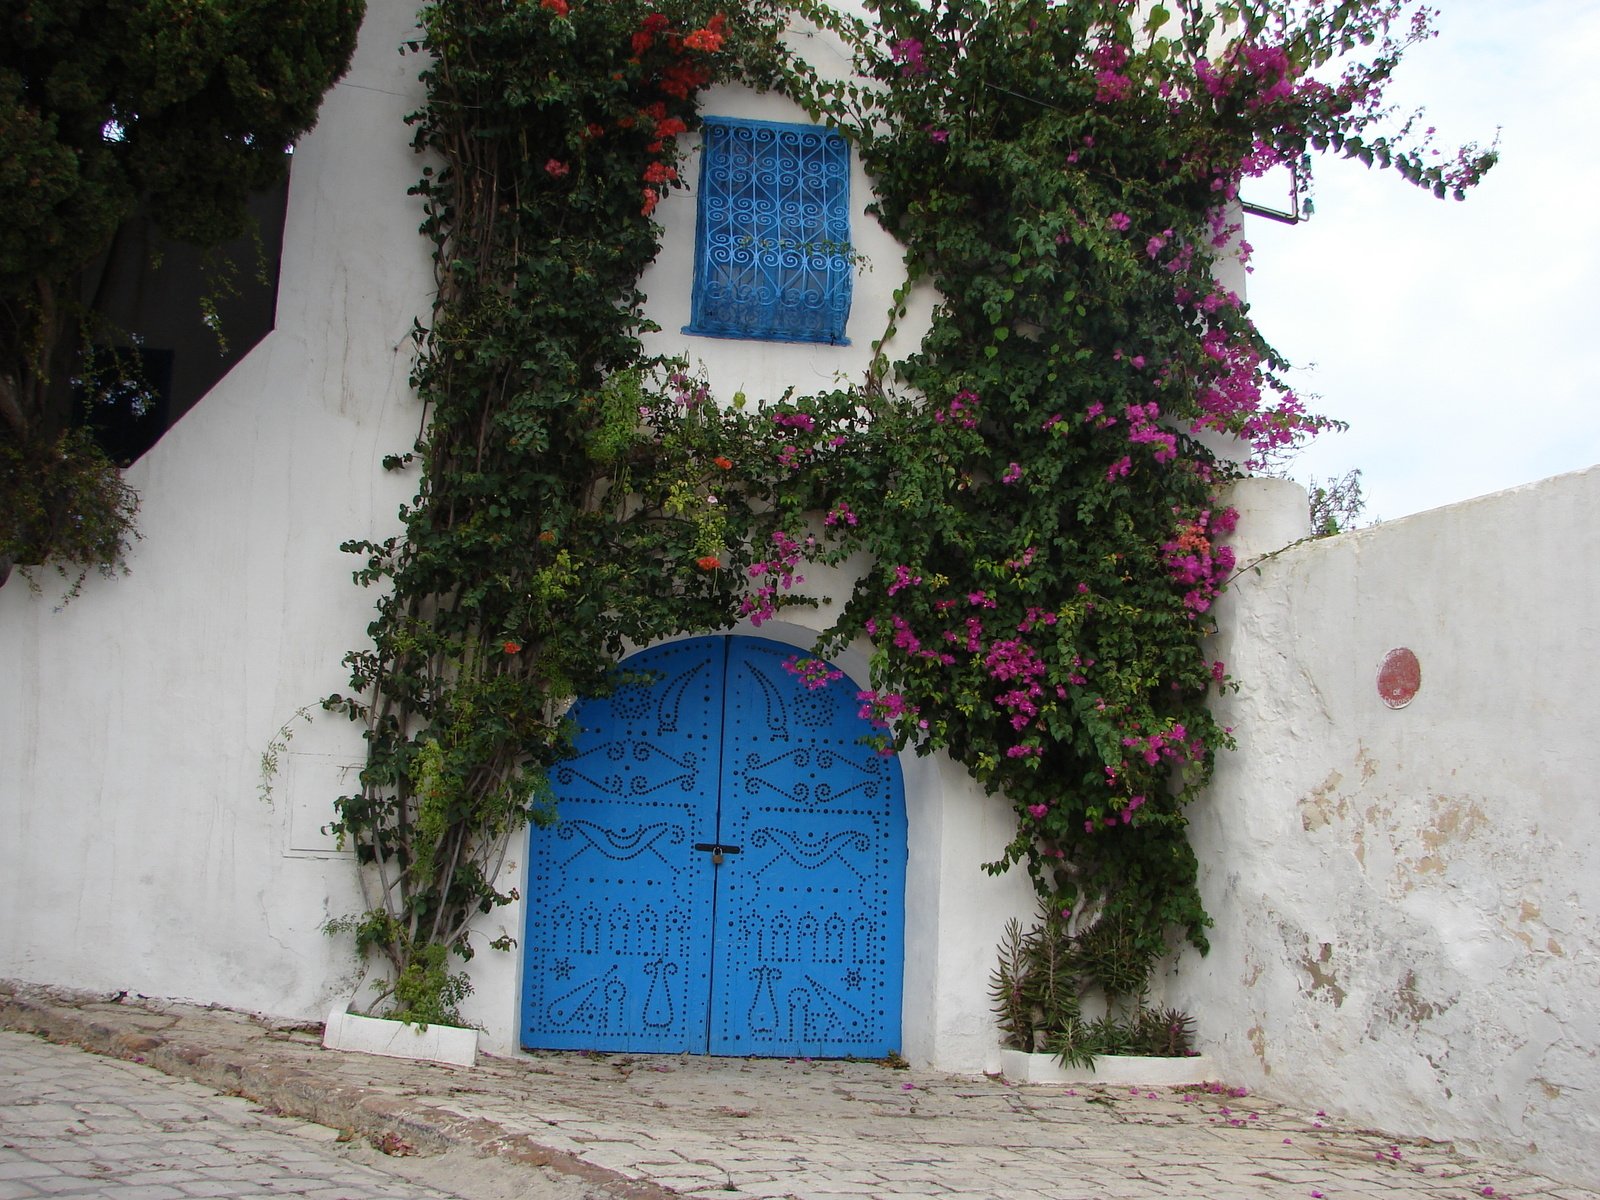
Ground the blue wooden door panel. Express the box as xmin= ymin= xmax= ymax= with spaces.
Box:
xmin=708 ymin=639 xmax=905 ymax=1057
xmin=521 ymin=639 xmax=721 ymax=1052
xmin=522 ymin=635 xmax=905 ymax=1057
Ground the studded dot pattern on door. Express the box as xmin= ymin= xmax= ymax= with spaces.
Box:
xmin=520 ymin=635 xmax=906 ymax=1056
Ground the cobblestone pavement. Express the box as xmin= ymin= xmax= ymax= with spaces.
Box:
xmin=0 ymin=1029 xmax=600 ymax=1200
xmin=4 ymin=982 xmax=1598 ymax=1200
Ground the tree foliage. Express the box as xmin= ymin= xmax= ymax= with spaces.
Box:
xmin=1 ymin=0 xmax=365 ymax=587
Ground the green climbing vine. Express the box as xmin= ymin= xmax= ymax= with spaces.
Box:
xmin=330 ymin=0 xmax=1492 ymax=1025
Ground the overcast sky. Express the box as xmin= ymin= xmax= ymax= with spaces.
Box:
xmin=1241 ymin=0 xmax=1600 ymax=522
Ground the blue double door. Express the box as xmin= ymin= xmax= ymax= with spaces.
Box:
xmin=520 ymin=636 xmax=905 ymax=1057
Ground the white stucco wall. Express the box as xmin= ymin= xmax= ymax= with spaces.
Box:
xmin=1175 ymin=470 xmax=1600 ymax=1187
xmin=0 ymin=0 xmax=430 ymax=1020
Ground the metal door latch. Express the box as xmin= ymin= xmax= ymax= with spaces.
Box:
xmin=693 ymin=842 xmax=742 ymax=865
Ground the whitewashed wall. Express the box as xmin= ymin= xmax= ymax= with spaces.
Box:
xmin=0 ymin=0 xmax=430 ymax=1022
xmin=1174 ymin=470 xmax=1600 ymax=1188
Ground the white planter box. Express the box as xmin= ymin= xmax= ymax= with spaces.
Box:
xmin=322 ymin=1006 xmax=478 ymax=1068
xmin=997 ymin=1047 xmax=1215 ymax=1086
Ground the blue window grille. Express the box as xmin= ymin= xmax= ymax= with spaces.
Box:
xmin=685 ymin=117 xmax=853 ymax=345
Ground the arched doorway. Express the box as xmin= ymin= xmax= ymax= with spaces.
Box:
xmin=520 ymin=635 xmax=906 ymax=1056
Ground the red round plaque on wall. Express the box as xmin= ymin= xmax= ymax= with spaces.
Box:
xmin=1377 ymin=647 xmax=1421 ymax=709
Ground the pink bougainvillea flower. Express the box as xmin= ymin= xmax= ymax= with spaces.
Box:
xmin=1108 ymin=211 xmax=1131 ymax=231
xmin=771 ymin=410 xmax=816 ymax=433
xmin=890 ymin=38 xmax=927 ymax=75
xmin=1094 ymin=70 xmax=1132 ymax=103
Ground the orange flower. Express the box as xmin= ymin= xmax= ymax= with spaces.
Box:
xmin=538 ymin=530 xmax=556 ymax=543
xmin=658 ymin=61 xmax=711 ymax=99
xmin=695 ymin=555 xmax=721 ymax=571
xmin=503 ymin=640 xmax=522 ymax=654
xmin=683 ymin=13 xmax=727 ymax=52
xmin=539 ymin=0 xmax=568 ymax=14
xmin=713 ymin=455 xmax=733 ymax=470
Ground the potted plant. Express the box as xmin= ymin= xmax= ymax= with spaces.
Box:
xmin=990 ymin=903 xmax=1213 ymax=1085
xmin=320 ymin=945 xmax=479 ymax=1068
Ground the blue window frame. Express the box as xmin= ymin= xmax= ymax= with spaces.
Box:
xmin=685 ymin=117 xmax=853 ymax=345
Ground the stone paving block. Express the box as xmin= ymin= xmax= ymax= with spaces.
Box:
xmin=5 ymin=1105 xmax=83 ymax=1124
xmin=6 ymin=1150 xmax=99 ymax=1169
xmin=210 ymin=1137 xmax=313 ymax=1157
xmin=281 ymin=1125 xmax=343 ymax=1144
xmin=150 ymin=1148 xmax=238 ymax=1168
xmin=26 ymin=1178 xmax=109 ymax=1196
xmin=648 ymin=1174 xmax=741 ymax=1193
xmin=120 ymin=1104 xmax=201 ymax=1121
xmin=0 ymin=1162 xmax=60 ymax=1182
xmin=877 ymin=1172 xmax=970 ymax=1187
xmin=119 ymin=1170 xmax=207 ymax=1187
xmin=0 ymin=1121 xmax=68 ymax=1142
